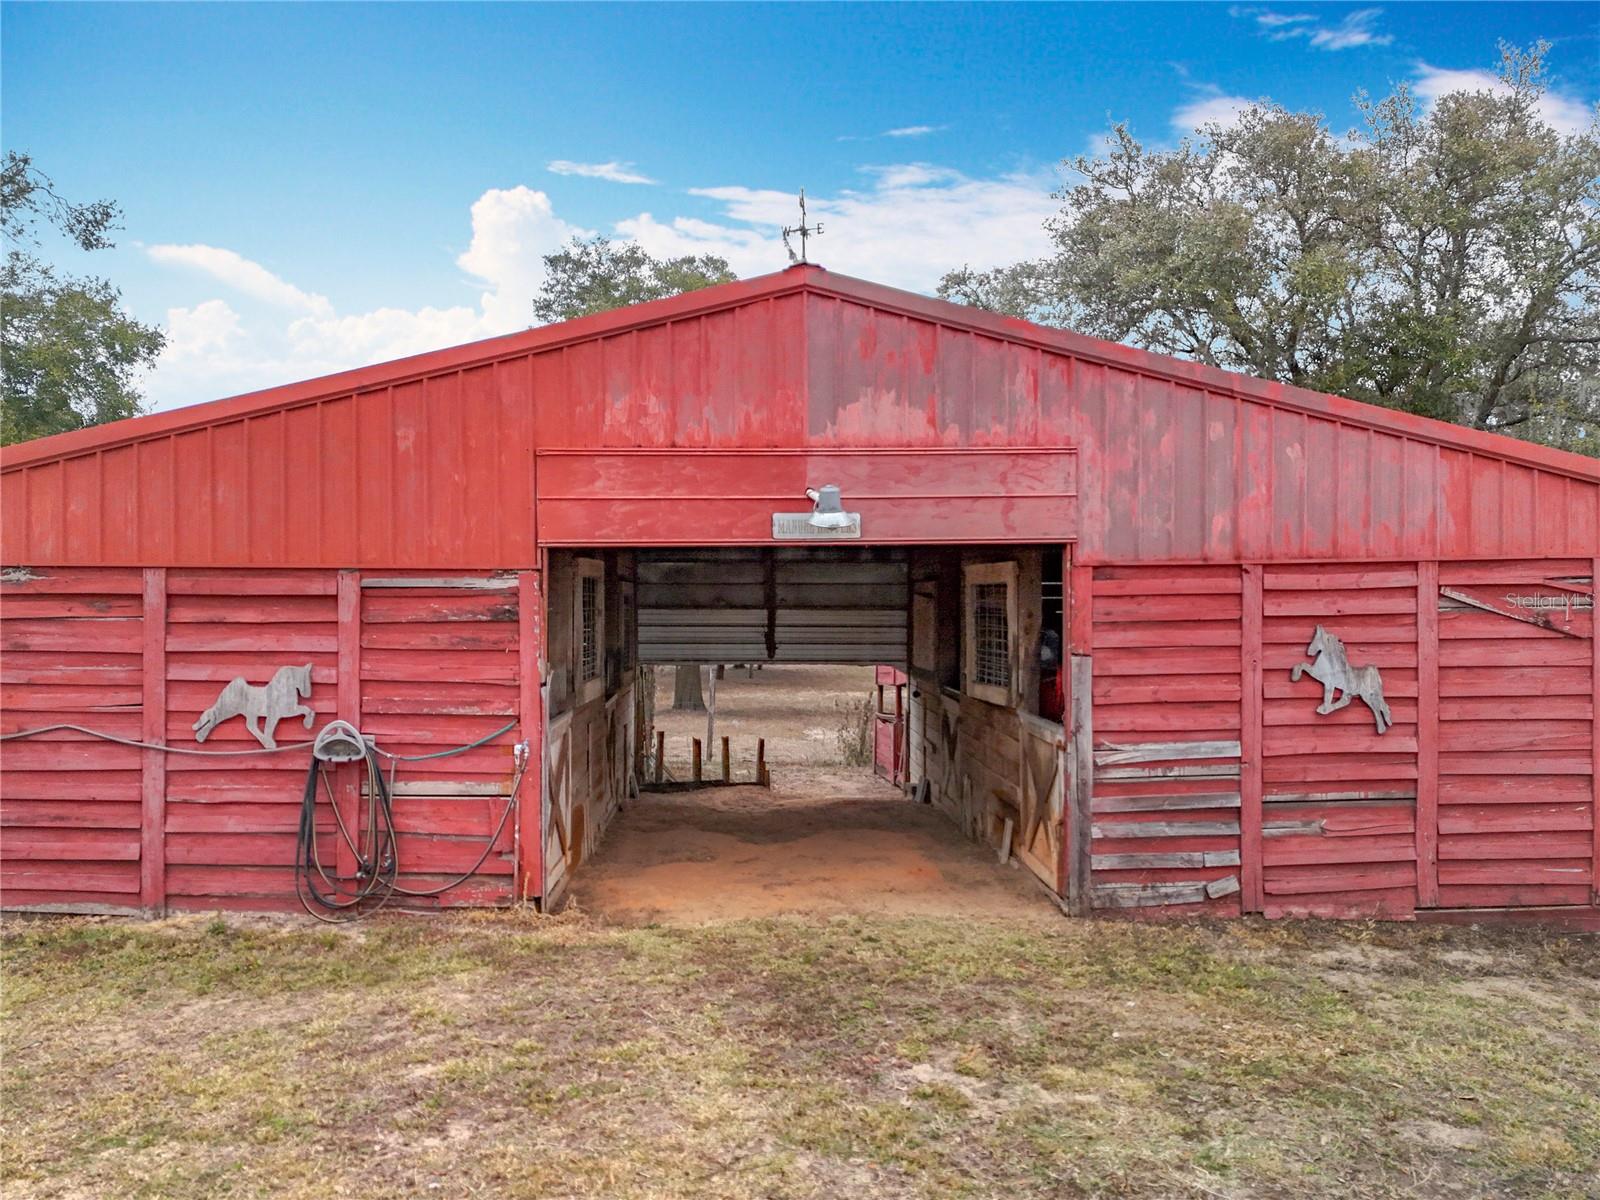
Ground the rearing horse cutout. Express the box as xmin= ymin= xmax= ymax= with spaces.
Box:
xmin=1290 ymin=625 xmax=1392 ymax=735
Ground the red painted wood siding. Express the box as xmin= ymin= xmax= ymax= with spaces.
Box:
xmin=162 ymin=569 xmax=337 ymax=911
xmin=1260 ymin=564 xmax=1420 ymax=919
xmin=1087 ymin=565 xmax=1244 ymax=914
xmin=1435 ymin=560 xmax=1595 ymax=908
xmin=1 ymin=568 xmax=145 ymax=909
xmin=359 ymin=576 xmax=522 ymax=905
xmin=1 ymin=566 xmax=533 ymax=913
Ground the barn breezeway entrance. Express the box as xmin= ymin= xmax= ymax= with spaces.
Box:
xmin=538 ymin=544 xmax=1071 ymax=919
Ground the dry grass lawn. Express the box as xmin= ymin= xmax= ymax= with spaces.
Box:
xmin=4 ymin=909 xmax=1598 ymax=1199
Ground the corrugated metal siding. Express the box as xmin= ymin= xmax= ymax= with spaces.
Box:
xmin=1 ymin=362 xmax=538 ymax=569
xmin=637 ymin=549 xmax=908 ymax=664
xmin=6 ymin=269 xmax=1593 ymax=569
xmin=0 ymin=568 xmax=145 ymax=910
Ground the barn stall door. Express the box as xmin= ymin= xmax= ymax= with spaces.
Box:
xmin=359 ymin=574 xmax=524 ymax=906
xmin=1433 ymin=561 xmax=1595 ymax=909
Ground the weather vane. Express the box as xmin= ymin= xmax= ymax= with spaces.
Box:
xmin=782 ymin=189 xmax=823 ymax=265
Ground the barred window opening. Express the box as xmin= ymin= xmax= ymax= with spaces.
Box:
xmin=972 ymin=581 xmax=1010 ymax=690
xmin=580 ymin=575 xmax=600 ymax=683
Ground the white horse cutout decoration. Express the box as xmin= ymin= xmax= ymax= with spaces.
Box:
xmin=1290 ymin=626 xmax=1392 ymax=735
xmin=192 ymin=664 xmax=315 ymax=749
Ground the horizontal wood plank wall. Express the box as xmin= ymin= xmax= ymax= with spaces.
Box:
xmin=359 ymin=574 xmax=523 ymax=906
xmin=0 ymin=567 xmax=146 ymax=911
xmin=1087 ymin=565 xmax=1244 ymax=914
xmin=1261 ymin=564 xmax=1420 ymax=919
xmin=1435 ymin=559 xmax=1595 ymax=909
xmin=162 ymin=570 xmax=338 ymax=912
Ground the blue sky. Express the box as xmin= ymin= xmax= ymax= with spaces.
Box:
xmin=4 ymin=2 xmax=1596 ymax=411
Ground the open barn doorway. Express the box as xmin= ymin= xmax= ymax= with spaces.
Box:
xmin=538 ymin=545 xmax=1069 ymax=922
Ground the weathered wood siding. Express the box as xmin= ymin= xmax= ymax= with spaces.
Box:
xmin=1435 ymin=560 xmax=1595 ymax=908
xmin=0 ymin=568 xmax=146 ymax=911
xmin=1 ymin=566 xmax=539 ymax=913
xmin=1087 ymin=566 xmax=1244 ymax=914
xmin=1063 ymin=558 xmax=1596 ymax=920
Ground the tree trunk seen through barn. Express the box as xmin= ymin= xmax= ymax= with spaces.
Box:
xmin=672 ymin=664 xmax=705 ymax=711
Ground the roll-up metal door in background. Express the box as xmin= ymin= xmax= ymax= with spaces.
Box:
xmin=637 ymin=548 xmax=908 ymax=666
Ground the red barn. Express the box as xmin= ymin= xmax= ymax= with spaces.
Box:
xmin=2 ymin=265 xmax=1596 ymax=922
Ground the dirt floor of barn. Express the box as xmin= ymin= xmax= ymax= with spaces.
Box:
xmin=4 ymin=667 xmax=1600 ymax=1199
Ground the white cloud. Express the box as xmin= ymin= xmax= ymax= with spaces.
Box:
xmin=624 ymin=165 xmax=1056 ymax=291
xmin=1412 ymin=63 xmax=1597 ymax=137
xmin=141 ymin=167 xmax=1058 ymax=410
xmin=547 ymin=159 xmax=657 ymax=185
xmin=1171 ymin=90 xmax=1255 ymax=135
xmin=1234 ymin=5 xmax=1391 ymax=50
xmin=143 ymin=186 xmax=589 ymax=411
xmin=146 ymin=244 xmax=332 ymax=315
xmin=838 ymin=124 xmax=948 ymax=143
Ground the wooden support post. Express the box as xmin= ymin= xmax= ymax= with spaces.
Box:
xmin=1592 ymin=556 xmax=1599 ymax=907
xmin=516 ymin=570 xmax=545 ymax=904
xmin=1240 ymin=563 xmax=1264 ymax=913
xmin=336 ymin=571 xmax=362 ymax=895
xmin=1068 ymin=654 xmax=1093 ymax=916
xmin=655 ymin=730 xmax=665 ymax=784
xmin=756 ymin=738 xmax=767 ymax=787
xmin=692 ymin=737 xmax=702 ymax=783
xmin=721 ymin=735 xmax=731 ymax=783
xmin=1416 ymin=560 xmax=1440 ymax=909
xmin=707 ymin=664 xmax=717 ymax=751
xmin=139 ymin=568 xmax=167 ymax=916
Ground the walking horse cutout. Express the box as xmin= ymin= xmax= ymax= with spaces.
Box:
xmin=1291 ymin=626 xmax=1392 ymax=735
xmin=192 ymin=664 xmax=316 ymax=749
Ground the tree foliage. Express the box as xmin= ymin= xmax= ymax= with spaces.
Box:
xmin=1 ymin=152 xmax=165 ymax=445
xmin=533 ymin=236 xmax=737 ymax=325
xmin=940 ymin=44 xmax=1600 ymax=452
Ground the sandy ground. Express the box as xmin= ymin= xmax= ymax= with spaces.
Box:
xmin=576 ymin=767 xmax=1056 ymax=924
xmin=649 ymin=663 xmax=878 ymax=777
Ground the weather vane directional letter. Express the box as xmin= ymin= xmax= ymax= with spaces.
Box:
xmin=782 ymin=189 xmax=823 ymax=265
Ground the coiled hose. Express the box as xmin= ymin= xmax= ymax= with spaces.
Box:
xmin=295 ymin=734 xmax=527 ymax=923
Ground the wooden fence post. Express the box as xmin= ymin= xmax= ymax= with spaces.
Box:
xmin=721 ymin=736 xmax=731 ymax=783
xmin=139 ymin=568 xmax=167 ymax=915
xmin=692 ymin=737 xmax=702 ymax=783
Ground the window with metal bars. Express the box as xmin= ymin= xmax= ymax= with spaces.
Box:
xmin=972 ymin=581 xmax=1011 ymax=689
xmin=580 ymin=575 xmax=600 ymax=683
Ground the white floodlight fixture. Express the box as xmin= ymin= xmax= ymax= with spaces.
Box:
xmin=806 ymin=484 xmax=853 ymax=529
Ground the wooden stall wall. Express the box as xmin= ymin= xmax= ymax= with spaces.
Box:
xmin=2 ymin=566 xmax=538 ymax=914
xmin=359 ymin=573 xmax=524 ymax=906
xmin=1086 ymin=566 xmax=1245 ymax=914
xmin=905 ymin=548 xmax=1064 ymax=893
xmin=1258 ymin=564 xmax=1421 ymax=919
xmin=539 ymin=550 xmax=636 ymax=908
xmin=1435 ymin=559 xmax=1595 ymax=909
xmin=163 ymin=569 xmax=339 ymax=911
xmin=1 ymin=567 xmax=146 ymax=912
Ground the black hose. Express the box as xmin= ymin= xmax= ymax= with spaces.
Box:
xmin=294 ymin=741 xmax=523 ymax=921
